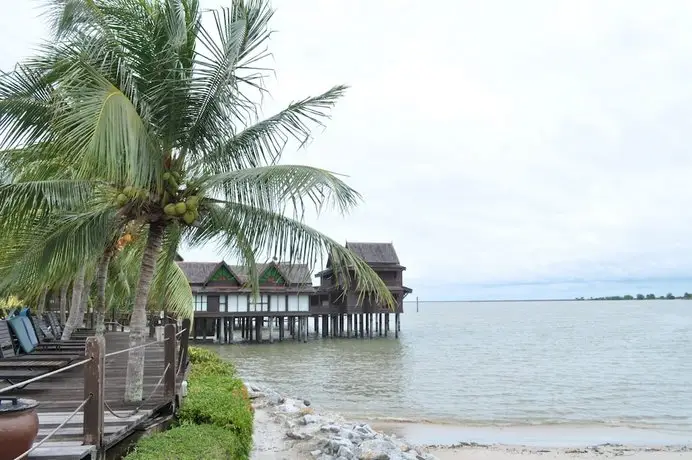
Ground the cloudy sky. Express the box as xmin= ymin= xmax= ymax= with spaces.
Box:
xmin=3 ymin=1 xmax=692 ymax=300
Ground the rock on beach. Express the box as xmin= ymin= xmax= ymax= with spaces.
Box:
xmin=248 ymin=383 xmax=438 ymax=460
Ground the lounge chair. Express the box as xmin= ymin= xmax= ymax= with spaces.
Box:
xmin=45 ymin=312 xmax=92 ymax=339
xmin=33 ymin=315 xmax=85 ymax=344
xmin=1 ymin=320 xmax=83 ymax=360
xmin=15 ymin=309 xmax=85 ymax=351
xmin=0 ymin=321 xmax=82 ymax=386
xmin=6 ymin=316 xmax=81 ymax=355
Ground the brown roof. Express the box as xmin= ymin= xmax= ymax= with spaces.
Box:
xmin=345 ymin=242 xmax=400 ymax=264
xmin=176 ymin=261 xmax=312 ymax=285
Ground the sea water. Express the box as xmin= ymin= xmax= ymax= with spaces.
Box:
xmin=208 ymin=300 xmax=692 ymax=446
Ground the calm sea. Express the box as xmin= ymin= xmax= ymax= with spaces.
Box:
xmin=206 ymin=301 xmax=692 ymax=446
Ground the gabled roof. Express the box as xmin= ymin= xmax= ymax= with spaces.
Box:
xmin=345 ymin=242 xmax=400 ymax=265
xmin=176 ymin=261 xmax=312 ymax=285
xmin=176 ymin=262 xmax=217 ymax=284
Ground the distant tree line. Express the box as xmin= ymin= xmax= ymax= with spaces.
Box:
xmin=575 ymin=293 xmax=692 ymax=301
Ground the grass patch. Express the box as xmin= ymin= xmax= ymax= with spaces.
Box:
xmin=125 ymin=346 xmax=254 ymax=460
xmin=124 ymin=423 xmax=246 ymax=460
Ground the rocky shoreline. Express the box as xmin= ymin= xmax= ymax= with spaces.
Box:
xmin=246 ymin=383 xmax=692 ymax=460
xmin=246 ymin=383 xmax=439 ymax=460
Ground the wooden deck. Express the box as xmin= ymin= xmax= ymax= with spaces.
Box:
xmin=1 ymin=332 xmax=185 ymax=460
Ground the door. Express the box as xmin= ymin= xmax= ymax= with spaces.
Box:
xmin=207 ymin=296 xmax=220 ymax=313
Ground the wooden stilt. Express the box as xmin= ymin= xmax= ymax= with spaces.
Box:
xmin=395 ymin=313 xmax=399 ymax=338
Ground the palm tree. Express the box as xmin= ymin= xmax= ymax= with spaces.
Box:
xmin=1 ymin=0 xmax=395 ymax=402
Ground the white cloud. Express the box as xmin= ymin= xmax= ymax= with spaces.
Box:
xmin=4 ymin=0 xmax=692 ymax=299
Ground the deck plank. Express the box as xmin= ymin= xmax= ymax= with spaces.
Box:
xmin=0 ymin=332 xmax=184 ymax=459
xmin=28 ymin=445 xmax=95 ymax=460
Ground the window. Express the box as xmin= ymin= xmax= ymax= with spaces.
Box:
xmin=298 ymin=295 xmax=310 ymax=312
xmin=238 ymin=294 xmax=248 ymax=312
xmin=287 ymin=295 xmax=298 ymax=311
xmin=227 ymin=294 xmax=239 ymax=312
xmin=219 ymin=295 xmax=227 ymax=312
xmin=271 ymin=295 xmax=286 ymax=312
xmin=249 ymin=294 xmax=269 ymax=312
xmin=194 ymin=295 xmax=207 ymax=312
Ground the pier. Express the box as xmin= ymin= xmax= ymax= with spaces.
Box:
xmin=181 ymin=242 xmax=412 ymax=344
xmin=0 ymin=321 xmax=190 ymax=459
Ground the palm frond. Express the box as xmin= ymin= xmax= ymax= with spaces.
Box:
xmin=200 ymin=164 xmax=361 ymax=219
xmin=195 ymin=85 xmax=347 ymax=172
xmin=150 ymin=222 xmax=193 ymax=317
xmin=0 ymin=64 xmax=55 ymax=150
xmin=187 ymin=202 xmax=395 ymax=308
xmin=184 ymin=0 xmax=274 ymax=154
xmin=0 ymin=179 xmax=100 ymax=231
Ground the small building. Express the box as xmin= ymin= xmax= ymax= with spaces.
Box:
xmin=310 ymin=242 xmax=412 ymax=338
xmin=177 ymin=260 xmax=315 ymax=342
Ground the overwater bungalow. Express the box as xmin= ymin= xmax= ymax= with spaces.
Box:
xmin=177 ymin=259 xmax=315 ymax=342
xmin=311 ymin=242 xmax=412 ymax=338
xmin=177 ymin=241 xmax=411 ymax=343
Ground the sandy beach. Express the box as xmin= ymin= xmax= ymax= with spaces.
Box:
xmin=430 ymin=445 xmax=691 ymax=459
xmin=247 ymin=383 xmax=690 ymax=460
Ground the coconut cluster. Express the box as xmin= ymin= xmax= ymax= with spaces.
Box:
xmin=115 ymin=186 xmax=148 ymax=207
xmin=161 ymin=171 xmax=201 ymax=225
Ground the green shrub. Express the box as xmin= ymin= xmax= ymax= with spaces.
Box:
xmin=188 ymin=346 xmax=223 ymax=364
xmin=179 ymin=373 xmax=253 ymax=443
xmin=127 ymin=347 xmax=254 ymax=460
xmin=190 ymin=360 xmax=235 ymax=378
xmin=124 ymin=423 xmax=246 ymax=460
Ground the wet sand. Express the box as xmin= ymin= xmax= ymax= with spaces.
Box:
xmin=371 ymin=421 xmax=691 ymax=459
xmin=430 ymin=445 xmax=690 ymax=459
xmin=369 ymin=421 xmax=692 ymax=447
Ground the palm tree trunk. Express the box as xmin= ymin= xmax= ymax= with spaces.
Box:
xmin=79 ymin=273 xmax=93 ymax=328
xmin=94 ymin=250 xmax=113 ymax=336
xmin=59 ymin=284 xmax=68 ymax=325
xmin=36 ymin=289 xmax=47 ymax=314
xmin=62 ymin=264 xmax=86 ymax=340
xmin=125 ymin=223 xmax=165 ymax=402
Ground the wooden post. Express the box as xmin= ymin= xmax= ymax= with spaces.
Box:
xmin=178 ymin=318 xmax=190 ymax=374
xmin=395 ymin=313 xmax=399 ymax=338
xmin=84 ymin=336 xmax=105 ymax=448
xmin=164 ymin=324 xmax=176 ymax=401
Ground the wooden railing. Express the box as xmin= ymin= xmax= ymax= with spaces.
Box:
xmin=2 ymin=318 xmax=192 ymax=458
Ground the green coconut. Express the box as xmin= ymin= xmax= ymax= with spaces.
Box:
xmin=116 ymin=193 xmax=128 ymax=207
xmin=164 ymin=203 xmax=177 ymax=216
xmin=172 ymin=171 xmax=182 ymax=182
xmin=137 ymin=189 xmax=148 ymax=200
xmin=162 ymin=172 xmax=171 ymax=181
xmin=174 ymin=202 xmax=187 ymax=215
xmin=182 ymin=210 xmax=196 ymax=225
xmin=185 ymin=195 xmax=199 ymax=210
xmin=123 ymin=186 xmax=135 ymax=198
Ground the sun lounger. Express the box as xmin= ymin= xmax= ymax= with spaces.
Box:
xmin=45 ymin=312 xmax=92 ymax=339
xmin=14 ymin=310 xmax=86 ymax=351
xmin=0 ymin=320 xmax=83 ymax=360
xmin=0 ymin=321 xmax=81 ymax=386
